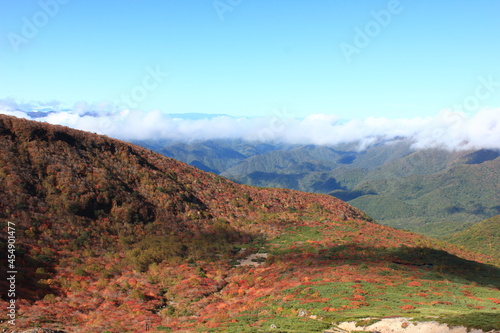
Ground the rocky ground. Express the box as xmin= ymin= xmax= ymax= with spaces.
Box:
xmin=336 ymin=317 xmax=499 ymax=333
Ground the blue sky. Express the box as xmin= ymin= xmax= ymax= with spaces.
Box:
xmin=1 ymin=0 xmax=499 ymax=119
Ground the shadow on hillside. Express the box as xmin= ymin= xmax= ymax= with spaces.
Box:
xmin=330 ymin=189 xmax=376 ymax=201
xmin=387 ymin=246 xmax=500 ymax=287
xmin=0 ymin=251 xmax=59 ymax=302
xmin=283 ymin=244 xmax=500 ymax=288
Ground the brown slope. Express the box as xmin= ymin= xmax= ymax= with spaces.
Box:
xmin=0 ymin=114 xmax=365 ymax=236
xmin=0 ymin=110 xmax=488 ymax=226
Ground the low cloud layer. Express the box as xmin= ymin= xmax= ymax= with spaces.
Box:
xmin=1 ymin=99 xmax=499 ymax=151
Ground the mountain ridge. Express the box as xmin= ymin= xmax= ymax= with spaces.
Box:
xmin=0 ymin=115 xmax=366 ymax=228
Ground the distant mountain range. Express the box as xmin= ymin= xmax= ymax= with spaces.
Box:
xmin=1 ymin=114 xmax=499 ymax=332
xmin=12 ymin=107 xmax=231 ymax=121
xmin=135 ymin=138 xmax=500 ymax=237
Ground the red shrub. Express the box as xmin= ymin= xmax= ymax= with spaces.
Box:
xmin=400 ymin=304 xmax=415 ymax=310
xmin=407 ymin=281 xmax=422 ymax=287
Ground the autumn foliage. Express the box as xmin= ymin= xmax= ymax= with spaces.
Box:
xmin=0 ymin=115 xmax=499 ymax=332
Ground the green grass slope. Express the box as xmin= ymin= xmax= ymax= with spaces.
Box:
xmin=445 ymin=215 xmax=500 ymax=259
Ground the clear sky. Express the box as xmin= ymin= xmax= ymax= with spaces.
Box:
xmin=1 ymin=0 xmax=499 ymax=119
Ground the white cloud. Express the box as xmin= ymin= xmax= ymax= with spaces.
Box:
xmin=1 ymin=99 xmax=499 ymax=151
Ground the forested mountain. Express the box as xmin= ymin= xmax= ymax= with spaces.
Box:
xmin=1 ymin=115 xmax=499 ymax=332
xmin=446 ymin=215 xmax=500 ymax=259
xmin=136 ymin=138 xmax=500 ymax=237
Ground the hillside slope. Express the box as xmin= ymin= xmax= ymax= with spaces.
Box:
xmin=0 ymin=115 xmax=364 ymax=234
xmin=446 ymin=215 xmax=500 ymax=259
xmin=0 ymin=115 xmax=499 ymax=333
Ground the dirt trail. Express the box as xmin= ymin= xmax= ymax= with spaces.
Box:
xmin=337 ymin=317 xmax=494 ymax=333
xmin=236 ymin=253 xmax=268 ymax=266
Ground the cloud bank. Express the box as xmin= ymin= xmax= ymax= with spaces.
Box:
xmin=1 ymin=99 xmax=499 ymax=151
